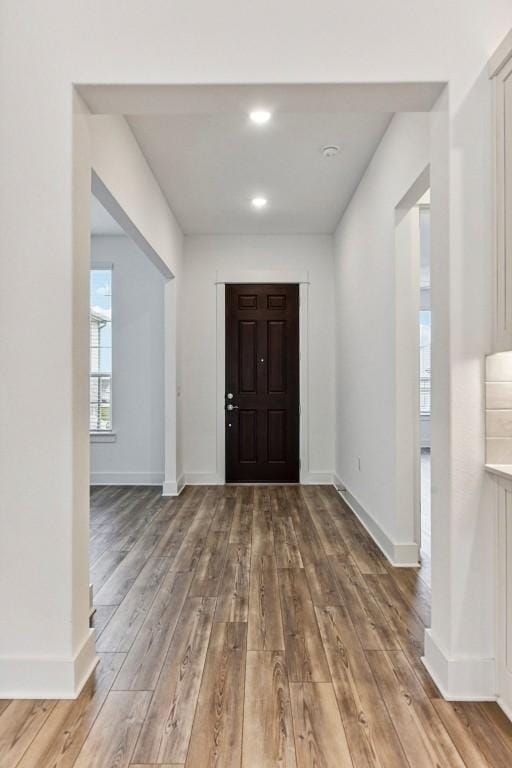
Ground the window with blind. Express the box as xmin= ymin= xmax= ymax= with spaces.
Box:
xmin=90 ymin=268 xmax=112 ymax=431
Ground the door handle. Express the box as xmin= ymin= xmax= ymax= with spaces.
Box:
xmin=226 ymin=404 xmax=239 ymax=411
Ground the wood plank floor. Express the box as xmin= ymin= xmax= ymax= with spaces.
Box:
xmin=1 ymin=484 xmax=511 ymax=767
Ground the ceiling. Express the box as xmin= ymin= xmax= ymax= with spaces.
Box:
xmin=127 ymin=110 xmax=392 ymax=234
xmin=81 ymin=83 xmax=444 ymax=237
xmin=91 ymin=194 xmax=125 ymax=236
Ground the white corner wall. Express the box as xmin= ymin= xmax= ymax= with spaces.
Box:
xmin=333 ymin=112 xmax=430 ymax=556
xmin=90 ymin=236 xmax=165 ymax=485
xmin=182 ymin=235 xmax=335 ymax=483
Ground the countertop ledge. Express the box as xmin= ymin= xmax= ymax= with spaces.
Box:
xmin=485 ymin=464 xmax=512 ymax=480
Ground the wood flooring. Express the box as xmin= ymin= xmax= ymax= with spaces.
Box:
xmin=1 ymin=484 xmax=511 ymax=767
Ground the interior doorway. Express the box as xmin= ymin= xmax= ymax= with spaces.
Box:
xmin=394 ymin=166 xmax=431 ymax=571
xmin=225 ymin=283 xmax=300 ymax=483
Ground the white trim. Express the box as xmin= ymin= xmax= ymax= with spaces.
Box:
xmin=162 ymin=474 xmax=186 ymax=496
xmin=299 ymin=282 xmax=309 ymax=484
xmin=215 ymin=272 xmax=311 ymax=484
xmin=422 ymin=629 xmax=496 ymax=700
xmin=216 ymin=283 xmax=226 ymax=483
xmin=185 ymin=471 xmax=223 ymax=485
xmin=90 ymin=471 xmax=164 ymax=485
xmin=90 ymin=431 xmax=117 ymax=443
xmin=498 ymin=696 xmax=512 ymax=721
xmin=333 ymin=475 xmax=419 ymax=567
xmin=0 ymin=630 xmax=97 ymax=699
xmin=215 ymin=269 xmax=310 ymax=285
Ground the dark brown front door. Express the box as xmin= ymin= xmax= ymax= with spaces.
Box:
xmin=225 ymin=284 xmax=300 ymax=483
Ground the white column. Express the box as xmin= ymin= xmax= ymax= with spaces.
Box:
xmin=0 ymin=90 xmax=95 ymax=698
xmin=424 ymin=82 xmax=496 ymax=699
xmin=163 ymin=277 xmax=180 ymax=495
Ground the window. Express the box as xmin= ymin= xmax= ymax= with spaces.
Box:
xmin=419 ymin=310 xmax=431 ymax=415
xmin=90 ymin=268 xmax=112 ymax=431
xmin=419 ymin=205 xmax=431 ymax=417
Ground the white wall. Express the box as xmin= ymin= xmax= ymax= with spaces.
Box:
xmin=90 ymin=236 xmax=165 ymax=485
xmin=334 ymin=112 xmax=429 ymax=549
xmin=182 ymin=235 xmax=335 ymax=482
xmin=2 ymin=0 xmax=512 ymax=699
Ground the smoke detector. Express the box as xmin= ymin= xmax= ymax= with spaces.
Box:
xmin=321 ymin=144 xmax=340 ymax=158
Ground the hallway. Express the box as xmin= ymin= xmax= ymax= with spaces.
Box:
xmin=1 ymin=485 xmax=512 ymax=767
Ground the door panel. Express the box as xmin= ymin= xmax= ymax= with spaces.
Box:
xmin=238 ymin=410 xmax=258 ymax=463
xmin=267 ymin=321 xmax=286 ymax=393
xmin=226 ymin=284 xmax=299 ymax=483
xmin=267 ymin=410 xmax=286 ymax=462
xmin=239 ymin=321 xmax=257 ymax=393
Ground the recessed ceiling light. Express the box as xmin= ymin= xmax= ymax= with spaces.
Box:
xmin=321 ymin=144 xmax=341 ymax=158
xmin=250 ymin=109 xmax=272 ymax=125
xmin=251 ymin=196 xmax=268 ymax=209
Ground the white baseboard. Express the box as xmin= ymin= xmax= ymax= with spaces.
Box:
xmin=332 ymin=474 xmax=419 ymax=567
xmin=162 ymin=474 xmax=186 ymax=496
xmin=184 ymin=472 xmax=223 ymax=485
xmin=301 ymin=471 xmax=333 ymax=485
xmin=422 ymin=629 xmax=496 ymax=700
xmin=0 ymin=629 xmax=98 ymax=699
xmin=90 ymin=471 xmax=164 ymax=486
xmin=498 ymin=695 xmax=512 ymax=721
